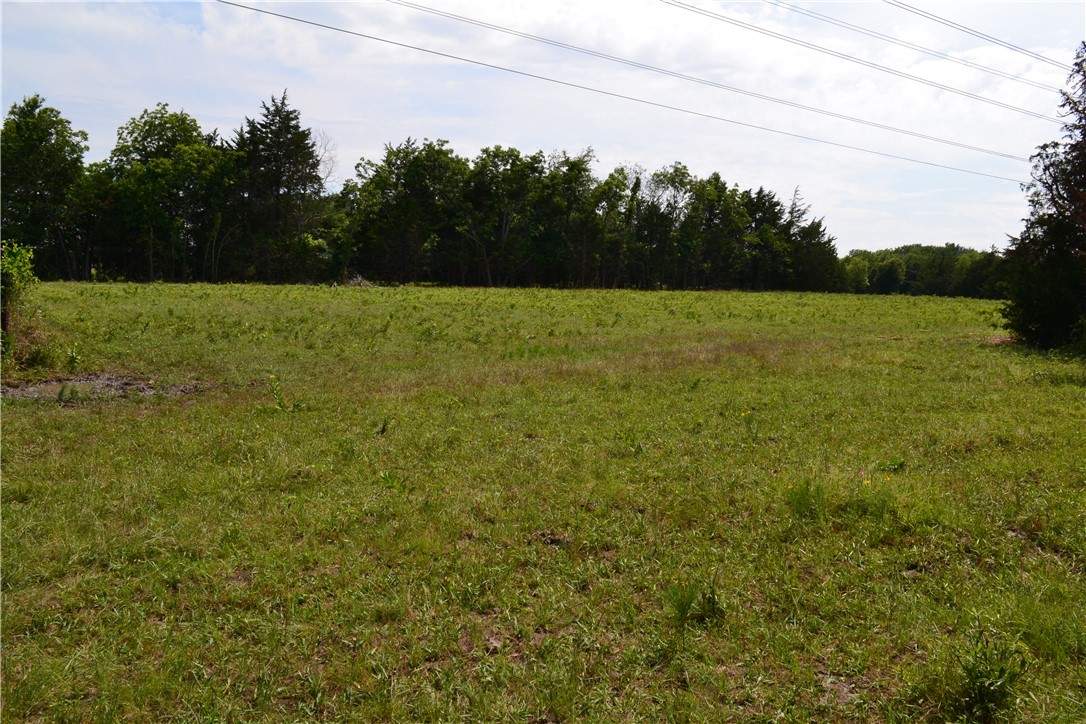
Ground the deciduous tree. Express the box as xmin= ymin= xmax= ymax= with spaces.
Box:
xmin=109 ymin=103 xmax=235 ymax=281
xmin=347 ymin=138 xmax=469 ymax=283
xmin=0 ymin=95 xmax=88 ymax=278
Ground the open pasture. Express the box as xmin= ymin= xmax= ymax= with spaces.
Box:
xmin=2 ymin=283 xmax=1084 ymax=720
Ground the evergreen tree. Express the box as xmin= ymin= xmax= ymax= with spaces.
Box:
xmin=232 ymin=91 xmax=324 ymax=280
xmin=1003 ymin=42 xmax=1086 ymax=348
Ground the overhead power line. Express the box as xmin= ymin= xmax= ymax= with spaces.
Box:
xmin=883 ymin=0 xmax=1073 ymax=72
xmin=658 ymin=0 xmax=1062 ymax=125
xmin=761 ymin=0 xmax=1062 ymax=92
xmin=213 ymin=0 xmax=1026 ymax=184
xmin=390 ymin=0 xmax=1028 ymax=162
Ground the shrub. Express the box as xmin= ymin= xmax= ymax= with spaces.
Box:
xmin=1 ymin=239 xmax=38 ymax=348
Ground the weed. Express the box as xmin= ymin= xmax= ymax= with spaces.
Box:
xmin=378 ymin=471 xmax=411 ymax=494
xmin=65 ymin=346 xmax=81 ymax=373
xmin=618 ymin=431 xmax=644 ymax=456
xmin=23 ymin=344 xmax=57 ymax=369
xmin=268 ymin=374 xmax=286 ymax=409
xmin=644 ymin=580 xmax=703 ymax=674
xmin=268 ymin=374 xmax=302 ymax=412
xmin=693 ymin=573 xmax=725 ymax=625
xmin=740 ymin=408 xmax=758 ymax=440
xmin=842 ymin=474 xmax=898 ymax=522
xmin=876 ymin=458 xmax=907 ymax=473
xmin=952 ymin=628 xmax=1028 ymax=722
xmin=785 ymin=479 xmax=827 ymax=521
xmin=55 ymin=383 xmax=80 ymax=404
xmin=665 ymin=581 xmax=699 ymax=630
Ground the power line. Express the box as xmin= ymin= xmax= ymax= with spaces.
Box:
xmin=658 ymin=0 xmax=1062 ymax=125
xmin=390 ymin=0 xmax=1029 ymax=162
xmin=761 ymin=0 xmax=1062 ymax=93
xmin=213 ymin=0 xmax=1026 ymax=184
xmin=883 ymin=0 xmax=1073 ymax=72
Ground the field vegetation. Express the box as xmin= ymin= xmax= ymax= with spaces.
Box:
xmin=2 ymin=283 xmax=1084 ymax=720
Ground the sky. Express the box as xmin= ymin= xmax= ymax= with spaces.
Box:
xmin=2 ymin=1 xmax=1083 ymax=254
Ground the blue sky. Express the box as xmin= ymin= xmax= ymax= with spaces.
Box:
xmin=3 ymin=1 xmax=1083 ymax=253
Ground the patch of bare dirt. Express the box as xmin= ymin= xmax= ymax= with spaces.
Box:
xmin=536 ymin=530 xmax=573 ymax=548
xmin=1 ymin=373 xmax=206 ymax=402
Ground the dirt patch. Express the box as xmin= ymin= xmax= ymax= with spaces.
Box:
xmin=536 ymin=530 xmax=573 ymax=548
xmin=2 ymin=373 xmax=206 ymax=402
xmin=819 ymin=672 xmax=857 ymax=706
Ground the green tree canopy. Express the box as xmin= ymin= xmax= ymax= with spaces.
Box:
xmin=110 ymin=102 xmax=203 ymax=168
xmin=463 ymin=146 xmax=546 ymax=286
xmin=109 ymin=103 xmax=235 ymax=280
xmin=0 ymin=95 xmax=88 ymax=277
xmin=346 ymin=138 xmax=469 ymax=283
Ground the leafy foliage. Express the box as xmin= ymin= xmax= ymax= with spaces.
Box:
xmin=345 ymin=148 xmax=845 ymax=291
xmin=0 ymin=95 xmax=88 ymax=278
xmin=107 ymin=103 xmax=231 ymax=281
xmin=231 ymin=91 xmax=327 ymax=281
xmin=0 ymin=239 xmax=38 ymax=338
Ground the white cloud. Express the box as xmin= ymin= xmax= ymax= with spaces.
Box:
xmin=3 ymin=0 xmax=1082 ymax=253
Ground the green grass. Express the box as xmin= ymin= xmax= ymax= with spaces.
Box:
xmin=3 ymin=282 xmax=1085 ymax=721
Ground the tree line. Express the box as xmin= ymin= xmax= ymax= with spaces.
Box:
xmin=842 ymin=244 xmax=1007 ymax=298
xmin=3 ymin=90 xmax=1013 ymax=297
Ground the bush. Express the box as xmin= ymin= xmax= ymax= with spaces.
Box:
xmin=1 ymin=239 xmax=38 ymax=339
xmin=1003 ymin=213 xmax=1086 ymax=349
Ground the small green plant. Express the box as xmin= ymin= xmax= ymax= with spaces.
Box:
xmin=268 ymin=374 xmax=302 ymax=412
xmin=665 ymin=581 xmax=699 ymax=630
xmin=65 ymin=346 xmax=81 ymax=373
xmin=645 ymin=580 xmax=701 ymax=671
xmin=378 ymin=470 xmax=411 ymax=494
xmin=618 ymin=431 xmax=644 ymax=456
xmin=843 ymin=472 xmax=898 ymax=522
xmin=876 ymin=458 xmax=907 ymax=473
xmin=56 ymin=383 xmax=81 ymax=404
xmin=269 ymin=374 xmax=285 ymax=409
xmin=22 ymin=341 xmax=59 ymax=369
xmin=785 ymin=479 xmax=826 ymax=521
xmin=693 ymin=573 xmax=724 ymax=625
xmin=953 ymin=628 xmax=1028 ymax=722
xmin=1 ymin=240 xmax=37 ymax=327
xmin=739 ymin=408 xmax=758 ymax=440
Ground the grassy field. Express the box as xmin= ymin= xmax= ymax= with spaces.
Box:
xmin=2 ymin=282 xmax=1084 ymax=721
